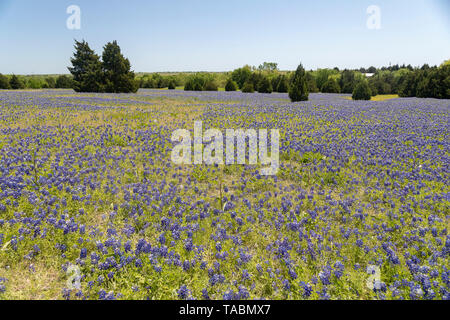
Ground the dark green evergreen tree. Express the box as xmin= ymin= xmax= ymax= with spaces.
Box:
xmin=271 ymin=76 xmax=281 ymax=92
xmin=68 ymin=40 xmax=104 ymax=92
xmin=305 ymin=72 xmax=318 ymax=93
xmin=289 ymin=63 xmax=309 ymax=101
xmin=225 ymin=79 xmax=238 ymax=91
xmin=168 ymin=79 xmax=176 ymax=90
xmin=0 ymin=73 xmax=11 ymax=89
xmin=257 ymin=76 xmax=273 ymax=93
xmin=249 ymin=72 xmax=263 ymax=91
xmin=241 ymin=81 xmax=254 ymax=93
xmin=398 ymin=71 xmax=418 ymax=97
xmin=9 ymin=75 xmax=25 ymax=89
xmin=339 ymin=70 xmax=356 ymax=93
xmin=276 ymin=75 xmax=289 ymax=93
xmin=102 ymin=40 xmax=138 ymax=93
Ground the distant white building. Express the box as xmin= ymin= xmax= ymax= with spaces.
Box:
xmin=364 ymin=73 xmax=375 ymax=77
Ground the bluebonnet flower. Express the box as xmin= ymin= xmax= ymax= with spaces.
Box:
xmin=80 ymin=248 xmax=87 ymax=259
xmin=222 ymin=290 xmax=236 ymax=300
xmin=282 ymin=279 xmax=290 ymax=291
xmin=299 ymin=281 xmax=312 ymax=298
xmin=202 ymin=288 xmax=210 ymax=300
xmin=319 ymin=266 xmax=332 ymax=285
xmin=177 ymin=285 xmax=190 ymax=299
xmin=333 ymin=261 xmax=344 ymax=279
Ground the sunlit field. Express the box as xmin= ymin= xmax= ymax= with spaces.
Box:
xmin=0 ymin=89 xmax=448 ymax=300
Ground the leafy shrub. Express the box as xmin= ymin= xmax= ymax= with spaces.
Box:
xmin=321 ymin=78 xmax=340 ymax=93
xmin=184 ymin=73 xmax=217 ymax=91
xmin=184 ymin=74 xmax=205 ymax=91
xmin=339 ymin=70 xmax=357 ymax=93
xmin=168 ymin=80 xmax=176 ymax=90
xmin=352 ymin=81 xmax=372 ymax=100
xmin=204 ymin=80 xmax=218 ymax=91
xmin=0 ymin=74 xmax=11 ymax=89
xmin=225 ymin=79 xmax=238 ymax=91
xmin=9 ymin=75 xmax=25 ymax=89
xmin=45 ymin=77 xmax=56 ymax=89
xmin=276 ymin=75 xmax=289 ymax=93
xmin=55 ymin=75 xmax=74 ymax=88
xmin=241 ymin=82 xmax=254 ymax=93
xmin=231 ymin=65 xmax=252 ymax=89
xmin=257 ymin=76 xmax=272 ymax=93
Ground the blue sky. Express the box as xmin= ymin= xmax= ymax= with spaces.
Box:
xmin=0 ymin=0 xmax=449 ymax=74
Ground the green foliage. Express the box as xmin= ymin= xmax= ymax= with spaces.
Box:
xmin=321 ymin=78 xmax=340 ymax=93
xmin=184 ymin=73 xmax=217 ymax=91
xmin=184 ymin=74 xmax=204 ymax=91
xmin=416 ymin=65 xmax=449 ymax=99
xmin=68 ymin=39 xmax=137 ymax=93
xmin=272 ymin=75 xmax=289 ymax=93
xmin=257 ymin=76 xmax=273 ymax=93
xmin=225 ymin=79 xmax=238 ymax=91
xmin=204 ymin=80 xmax=218 ymax=91
xmin=68 ymin=40 xmax=104 ymax=92
xmin=138 ymin=74 xmax=183 ymax=89
xmin=367 ymin=66 xmax=377 ymax=73
xmin=0 ymin=73 xmax=10 ymax=89
xmin=55 ymin=75 xmax=74 ymax=88
xmin=397 ymin=65 xmax=450 ymax=99
xmin=231 ymin=65 xmax=252 ymax=89
xmin=241 ymin=81 xmax=254 ymax=93
xmin=258 ymin=62 xmax=278 ymax=72
xmin=102 ymin=41 xmax=138 ymax=93
xmin=368 ymin=72 xmax=393 ymax=95
xmin=27 ymin=78 xmax=45 ymax=89
xmin=305 ymin=72 xmax=318 ymax=93
xmin=277 ymin=76 xmax=289 ymax=93
xmin=315 ymin=69 xmax=338 ymax=91
xmin=167 ymin=78 xmax=176 ymax=90
xmin=141 ymin=78 xmax=154 ymax=88
xmin=249 ymin=72 xmax=263 ymax=91
xmin=289 ymin=63 xmax=309 ymax=101
xmin=9 ymin=75 xmax=25 ymax=89
xmin=339 ymin=70 xmax=357 ymax=94
xmin=45 ymin=77 xmax=56 ymax=89
xmin=352 ymin=81 xmax=372 ymax=100
xmin=140 ymin=76 xmax=156 ymax=88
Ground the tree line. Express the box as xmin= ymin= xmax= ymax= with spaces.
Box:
xmin=220 ymin=61 xmax=449 ymax=100
xmin=0 ymin=74 xmax=73 ymax=90
xmin=139 ymin=60 xmax=447 ymax=101
xmin=1 ymin=53 xmax=448 ymax=100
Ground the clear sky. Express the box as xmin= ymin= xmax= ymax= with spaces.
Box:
xmin=0 ymin=0 xmax=449 ymax=74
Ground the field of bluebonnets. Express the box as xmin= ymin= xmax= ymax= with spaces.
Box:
xmin=0 ymin=88 xmax=448 ymax=300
